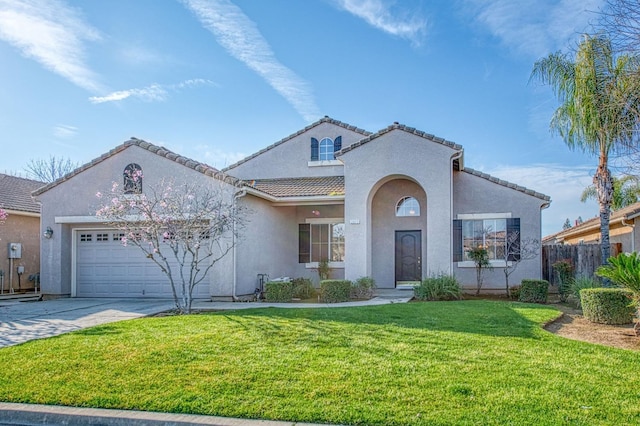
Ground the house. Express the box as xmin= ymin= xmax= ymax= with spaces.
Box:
xmin=34 ymin=117 xmax=550 ymax=299
xmin=543 ymin=202 xmax=640 ymax=253
xmin=0 ymin=173 xmax=43 ymax=293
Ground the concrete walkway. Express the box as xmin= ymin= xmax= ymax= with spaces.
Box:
xmin=0 ymin=289 xmax=412 ymax=425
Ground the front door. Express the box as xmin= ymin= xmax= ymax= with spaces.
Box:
xmin=395 ymin=230 xmax=422 ymax=286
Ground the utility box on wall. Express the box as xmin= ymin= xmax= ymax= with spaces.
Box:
xmin=7 ymin=243 xmax=22 ymax=259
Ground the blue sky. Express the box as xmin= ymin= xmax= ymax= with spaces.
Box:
xmin=0 ymin=0 xmax=608 ymax=236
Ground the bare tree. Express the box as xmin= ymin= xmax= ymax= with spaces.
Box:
xmin=96 ymin=175 xmax=246 ymax=314
xmin=599 ymin=0 xmax=640 ymax=54
xmin=25 ymin=156 xmax=79 ymax=183
xmin=502 ymin=232 xmax=540 ymax=297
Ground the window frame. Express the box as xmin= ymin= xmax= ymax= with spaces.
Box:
xmin=298 ymin=218 xmax=345 ymax=267
xmin=453 ymin=214 xmax=520 ymax=268
xmin=123 ymin=163 xmax=143 ymax=195
xmin=396 ymin=196 xmax=421 ymax=217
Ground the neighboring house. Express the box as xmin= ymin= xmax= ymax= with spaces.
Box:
xmin=543 ymin=202 xmax=640 ymax=253
xmin=34 ymin=117 xmax=551 ymax=299
xmin=0 ymin=173 xmax=43 ymax=293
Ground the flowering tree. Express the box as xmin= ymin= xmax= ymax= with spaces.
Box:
xmin=0 ymin=208 xmax=7 ymax=224
xmin=96 ymin=175 xmax=245 ymax=314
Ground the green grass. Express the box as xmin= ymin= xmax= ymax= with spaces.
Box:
xmin=0 ymin=301 xmax=639 ymax=425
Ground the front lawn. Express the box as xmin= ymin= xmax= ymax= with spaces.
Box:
xmin=0 ymin=301 xmax=638 ymax=425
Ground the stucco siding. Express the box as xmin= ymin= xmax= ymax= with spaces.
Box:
xmin=341 ymin=129 xmax=459 ymax=282
xmin=453 ymin=170 xmax=547 ymax=291
xmin=36 ymin=145 xmax=238 ymax=298
xmin=0 ymin=214 xmax=40 ymax=292
xmin=227 ymin=123 xmax=366 ymax=180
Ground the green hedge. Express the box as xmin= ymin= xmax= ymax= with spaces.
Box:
xmin=518 ymin=279 xmax=549 ymax=304
xmin=351 ymin=276 xmax=376 ymax=299
xmin=580 ymin=288 xmax=635 ymax=325
xmin=264 ymin=281 xmax=293 ymax=302
xmin=319 ymin=280 xmax=351 ymax=303
xmin=291 ymin=278 xmax=315 ymax=299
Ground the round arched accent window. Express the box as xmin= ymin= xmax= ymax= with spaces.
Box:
xmin=396 ymin=196 xmax=420 ymax=217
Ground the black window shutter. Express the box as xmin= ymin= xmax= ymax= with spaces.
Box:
xmin=507 ymin=218 xmax=521 ymax=261
xmin=453 ymin=219 xmax=463 ymax=262
xmin=333 ymin=136 xmax=342 ymax=157
xmin=299 ymin=224 xmax=311 ymax=263
xmin=310 ymin=138 xmax=319 ymax=161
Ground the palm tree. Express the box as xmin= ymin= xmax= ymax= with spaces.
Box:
xmin=531 ymin=34 xmax=640 ymax=262
xmin=581 ymin=175 xmax=640 ymax=210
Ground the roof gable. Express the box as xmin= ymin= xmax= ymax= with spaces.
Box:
xmin=33 ymin=138 xmax=240 ymax=197
xmin=462 ymin=168 xmax=551 ymax=202
xmin=223 ymin=116 xmax=371 ymax=172
xmin=0 ymin=173 xmax=43 ymax=214
xmin=336 ymin=122 xmax=463 ymax=157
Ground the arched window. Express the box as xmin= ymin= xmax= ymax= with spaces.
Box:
xmin=319 ymin=138 xmax=334 ymax=161
xmin=123 ymin=163 xmax=143 ymax=194
xmin=396 ymin=196 xmax=420 ymax=217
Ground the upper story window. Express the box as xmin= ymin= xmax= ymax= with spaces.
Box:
xmin=123 ymin=163 xmax=143 ymax=194
xmin=396 ymin=196 xmax=420 ymax=217
xmin=310 ymin=136 xmax=342 ymax=161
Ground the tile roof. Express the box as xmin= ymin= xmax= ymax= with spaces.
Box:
xmin=247 ymin=176 xmax=344 ymax=198
xmin=223 ymin=116 xmax=372 ymax=171
xmin=463 ymin=168 xmax=551 ymax=202
xmin=542 ymin=201 xmax=640 ymax=242
xmin=0 ymin=173 xmax=43 ymax=214
xmin=33 ymin=138 xmax=241 ymax=197
xmin=336 ymin=122 xmax=464 ymax=156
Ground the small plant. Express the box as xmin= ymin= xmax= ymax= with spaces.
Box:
xmin=509 ymin=285 xmax=521 ymax=300
xmin=518 ymin=279 xmax=549 ymax=304
xmin=351 ymin=276 xmax=376 ymax=299
xmin=316 ymin=259 xmax=331 ymax=281
xmin=552 ymin=259 xmax=574 ymax=303
xmin=319 ymin=280 xmax=351 ymax=303
xmin=467 ymin=246 xmax=492 ymax=295
xmin=570 ymin=276 xmax=601 ymax=308
xmin=580 ymin=288 xmax=635 ymax=325
xmin=596 ymin=252 xmax=640 ymax=332
xmin=414 ymin=273 xmax=462 ymax=301
xmin=291 ymin=278 xmax=315 ymax=299
xmin=264 ymin=281 xmax=293 ymax=303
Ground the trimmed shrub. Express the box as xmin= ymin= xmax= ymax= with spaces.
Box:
xmin=518 ymin=279 xmax=549 ymax=303
xmin=580 ymin=288 xmax=635 ymax=325
xmin=570 ymin=276 xmax=601 ymax=308
xmin=291 ymin=278 xmax=315 ymax=299
xmin=351 ymin=276 xmax=376 ymax=299
xmin=414 ymin=273 xmax=462 ymax=301
xmin=264 ymin=281 xmax=293 ymax=303
xmin=319 ymin=280 xmax=351 ymax=303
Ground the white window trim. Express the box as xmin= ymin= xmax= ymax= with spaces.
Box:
xmin=305 ymin=261 xmax=345 ymax=269
xmin=457 ymin=212 xmax=511 ymax=220
xmin=305 ymin=217 xmax=343 ymax=224
xmin=307 ymin=160 xmax=342 ymax=167
xmin=457 ymin=260 xmax=512 ymax=268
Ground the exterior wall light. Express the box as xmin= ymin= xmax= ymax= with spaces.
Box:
xmin=44 ymin=226 xmax=53 ymax=239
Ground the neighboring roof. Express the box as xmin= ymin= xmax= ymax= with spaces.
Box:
xmin=33 ymin=138 xmax=240 ymax=197
xmin=336 ymin=122 xmax=464 ymax=157
xmin=543 ymin=201 xmax=640 ymax=243
xmin=247 ymin=176 xmax=344 ymax=198
xmin=223 ymin=116 xmax=372 ymax=171
xmin=0 ymin=174 xmax=43 ymax=214
xmin=463 ymin=168 xmax=551 ymax=202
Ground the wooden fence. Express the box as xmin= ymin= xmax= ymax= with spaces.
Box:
xmin=542 ymin=243 xmax=622 ymax=285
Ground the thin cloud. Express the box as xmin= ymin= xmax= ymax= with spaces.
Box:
xmin=483 ymin=163 xmax=597 ymax=236
xmin=464 ymin=0 xmax=605 ymax=58
xmin=195 ymin=145 xmax=246 ymax=168
xmin=332 ymin=0 xmax=427 ymax=46
xmin=53 ymin=124 xmax=78 ymax=139
xmin=181 ymin=0 xmax=320 ymax=122
xmin=89 ymin=79 xmax=215 ymax=104
xmin=0 ymin=0 xmax=103 ymax=92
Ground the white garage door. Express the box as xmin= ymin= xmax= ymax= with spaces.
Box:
xmin=76 ymin=230 xmax=211 ymax=298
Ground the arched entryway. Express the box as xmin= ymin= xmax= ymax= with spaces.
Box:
xmin=370 ymin=177 xmax=427 ymax=288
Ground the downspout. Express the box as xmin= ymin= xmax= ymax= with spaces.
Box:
xmin=450 ymin=150 xmax=464 ymax=273
xmin=232 ymin=189 xmax=247 ymax=300
xmin=621 ymin=217 xmax=635 ymax=253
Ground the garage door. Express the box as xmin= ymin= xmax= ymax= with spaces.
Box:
xmin=76 ymin=230 xmax=211 ymax=298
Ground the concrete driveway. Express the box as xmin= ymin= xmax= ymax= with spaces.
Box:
xmin=0 ymin=298 xmax=175 ymax=348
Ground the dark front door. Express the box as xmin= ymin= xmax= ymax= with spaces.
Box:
xmin=395 ymin=230 xmax=422 ymax=285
